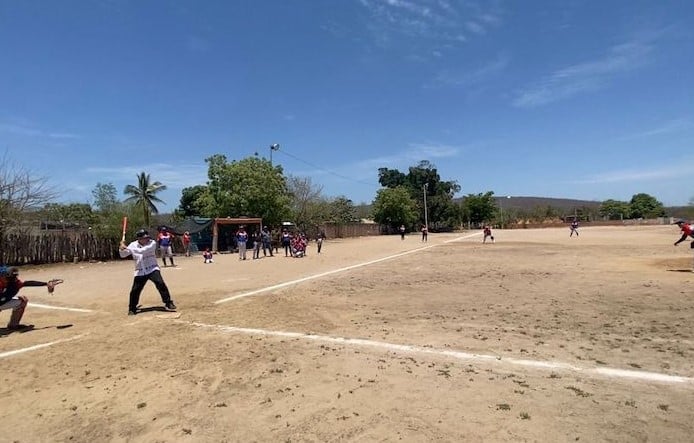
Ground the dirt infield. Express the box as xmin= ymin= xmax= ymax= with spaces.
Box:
xmin=1 ymin=226 xmax=693 ymax=442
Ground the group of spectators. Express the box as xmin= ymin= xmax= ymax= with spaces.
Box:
xmin=150 ymin=225 xmax=328 ymax=263
xmin=229 ymin=225 xmax=326 ymax=261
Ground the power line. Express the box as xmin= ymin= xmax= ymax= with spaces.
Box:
xmin=275 ymin=148 xmax=379 ymax=189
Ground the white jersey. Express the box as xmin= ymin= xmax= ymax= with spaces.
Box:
xmin=119 ymin=239 xmax=161 ymax=276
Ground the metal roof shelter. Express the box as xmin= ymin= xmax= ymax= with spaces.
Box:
xmin=211 ymin=217 xmax=263 ymax=252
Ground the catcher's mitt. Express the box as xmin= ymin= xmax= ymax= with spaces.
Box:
xmin=47 ymin=278 xmax=64 ymax=293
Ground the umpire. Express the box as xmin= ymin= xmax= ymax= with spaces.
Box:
xmin=119 ymin=229 xmax=177 ymax=316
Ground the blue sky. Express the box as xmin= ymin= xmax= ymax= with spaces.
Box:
xmin=1 ymin=0 xmax=693 ymax=212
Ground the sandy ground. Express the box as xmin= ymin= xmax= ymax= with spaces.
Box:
xmin=1 ymin=225 xmax=693 ymax=443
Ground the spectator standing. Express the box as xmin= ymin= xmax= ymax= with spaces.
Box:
xmin=182 ymin=231 xmax=191 ymax=257
xmin=421 ymin=225 xmax=428 ymax=242
xmin=281 ymin=229 xmax=292 ymax=257
xmin=316 ymin=229 xmax=326 ymax=254
xmin=157 ymin=227 xmax=175 ymax=267
xmin=252 ymin=230 xmax=262 ymax=259
xmin=236 ymin=226 xmax=249 ymax=260
xmin=261 ymin=226 xmax=274 ymax=257
xmin=399 ymin=224 xmax=406 ymax=240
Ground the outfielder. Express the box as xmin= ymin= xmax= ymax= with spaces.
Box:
xmin=120 ymin=229 xmax=177 ymax=316
xmin=673 ymin=220 xmax=694 ymax=268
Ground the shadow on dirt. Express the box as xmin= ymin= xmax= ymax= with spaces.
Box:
xmin=136 ymin=306 xmax=174 ymax=314
xmin=0 ymin=323 xmax=73 ymax=337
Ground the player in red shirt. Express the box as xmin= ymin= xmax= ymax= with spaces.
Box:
xmin=0 ymin=266 xmax=60 ymax=331
xmin=673 ymin=220 xmax=694 ymax=246
xmin=483 ymin=225 xmax=494 ymax=244
xmin=182 ymin=231 xmax=191 ymax=257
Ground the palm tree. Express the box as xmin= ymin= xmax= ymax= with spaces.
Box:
xmin=123 ymin=172 xmax=167 ymax=227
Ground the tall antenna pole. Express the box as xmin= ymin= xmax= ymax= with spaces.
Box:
xmin=270 ymin=143 xmax=280 ymax=165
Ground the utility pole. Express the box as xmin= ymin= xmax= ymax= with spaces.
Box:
xmin=423 ymin=183 xmax=429 ymax=231
xmin=270 ymin=143 xmax=280 ymax=165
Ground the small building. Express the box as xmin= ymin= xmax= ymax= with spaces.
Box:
xmin=211 ymin=217 xmax=263 ymax=252
xmin=172 ymin=216 xmax=263 ymax=253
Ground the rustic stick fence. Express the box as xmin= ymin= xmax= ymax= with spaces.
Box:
xmin=0 ymin=232 xmax=120 ymax=266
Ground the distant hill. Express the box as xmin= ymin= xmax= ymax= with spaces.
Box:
xmin=483 ymin=196 xmax=690 ymax=218
xmin=356 ymin=195 xmax=692 ymax=219
xmin=485 ymin=196 xmax=601 ymax=213
xmin=355 ymin=195 xmax=602 ymax=218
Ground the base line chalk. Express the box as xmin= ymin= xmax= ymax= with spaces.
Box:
xmin=29 ymin=303 xmax=94 ymax=313
xmin=215 ymin=232 xmax=481 ymax=304
xmin=186 ymin=321 xmax=693 ymax=385
xmin=0 ymin=334 xmax=85 ymax=359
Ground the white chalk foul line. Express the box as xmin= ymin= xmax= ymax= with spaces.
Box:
xmin=215 ymin=232 xmax=481 ymax=304
xmin=186 ymin=321 xmax=693 ymax=385
xmin=0 ymin=334 xmax=85 ymax=359
xmin=29 ymin=303 xmax=94 ymax=313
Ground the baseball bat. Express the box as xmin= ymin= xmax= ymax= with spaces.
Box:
xmin=121 ymin=216 xmax=128 ymax=242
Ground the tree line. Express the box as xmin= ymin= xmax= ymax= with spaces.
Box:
xmin=1 ymin=148 xmax=692 ymax=266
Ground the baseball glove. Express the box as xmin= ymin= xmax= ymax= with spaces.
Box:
xmin=47 ymin=278 xmax=64 ymax=293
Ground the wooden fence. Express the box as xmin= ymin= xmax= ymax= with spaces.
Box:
xmin=0 ymin=232 xmax=121 ymax=266
xmin=320 ymin=222 xmax=382 ymax=239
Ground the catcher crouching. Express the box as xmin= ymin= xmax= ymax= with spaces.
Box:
xmin=0 ymin=266 xmax=63 ymax=331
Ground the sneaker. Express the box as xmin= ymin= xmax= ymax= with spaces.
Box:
xmin=165 ymin=302 xmax=177 ymax=311
xmin=128 ymin=310 xmax=137 ymax=316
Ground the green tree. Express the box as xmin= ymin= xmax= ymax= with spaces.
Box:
xmin=629 ymin=193 xmax=665 ymax=218
xmin=123 ymin=172 xmax=167 ymax=227
xmin=462 ymin=192 xmax=497 ymax=226
xmin=372 ymin=186 xmax=418 ymax=230
xmin=200 ymin=154 xmax=291 ymax=227
xmin=41 ymin=203 xmax=95 ymax=228
xmin=377 ymin=160 xmax=460 ymax=230
xmin=599 ymin=199 xmax=630 ymax=220
xmin=176 ymin=185 xmax=208 ymax=217
xmin=91 ymin=183 xmax=119 ymax=213
xmin=377 ymin=168 xmax=407 ymax=188
xmin=329 ymin=196 xmax=356 ymax=224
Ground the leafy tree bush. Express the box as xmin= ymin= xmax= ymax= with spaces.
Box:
xmin=372 ymin=186 xmax=418 ymax=230
xmin=629 ymin=193 xmax=665 ymax=219
xmin=461 ymin=192 xmax=496 ymax=226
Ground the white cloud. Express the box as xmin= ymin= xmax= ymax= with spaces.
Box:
xmin=574 ymin=162 xmax=694 ymax=184
xmin=513 ymin=40 xmax=653 ymax=108
xmin=86 ymin=162 xmax=209 ymax=189
xmin=465 ymin=21 xmax=485 ymax=35
xmin=0 ymin=122 xmax=81 ymax=139
xmin=0 ymin=123 xmax=42 ymax=136
xmin=48 ymin=132 xmax=81 ymax=139
xmin=405 ymin=143 xmax=459 ymax=160
xmin=617 ymin=118 xmax=692 ymax=140
xmin=432 ymin=54 xmax=509 ymax=87
xmin=357 ymin=0 xmax=502 ymax=50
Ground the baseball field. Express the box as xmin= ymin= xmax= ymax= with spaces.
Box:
xmin=1 ymin=225 xmax=692 ymax=442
